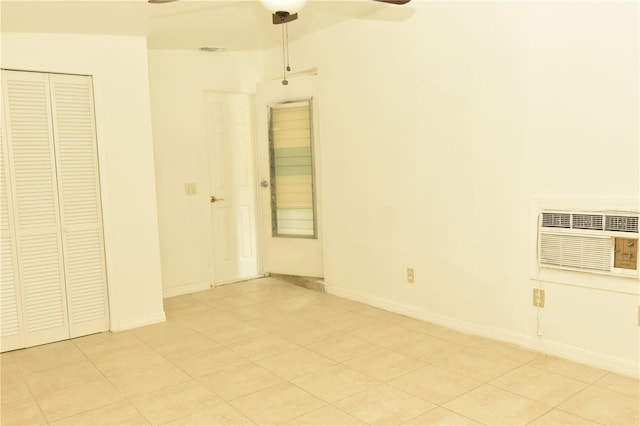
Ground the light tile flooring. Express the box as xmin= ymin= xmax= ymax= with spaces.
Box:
xmin=1 ymin=277 xmax=638 ymax=425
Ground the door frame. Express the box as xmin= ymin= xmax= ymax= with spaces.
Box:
xmin=205 ymin=91 xmax=263 ymax=287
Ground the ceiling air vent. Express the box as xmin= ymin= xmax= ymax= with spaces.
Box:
xmin=539 ymin=210 xmax=639 ymax=278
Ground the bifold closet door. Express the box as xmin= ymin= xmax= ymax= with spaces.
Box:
xmin=2 ymin=71 xmax=70 ymax=349
xmin=1 ymin=70 xmax=108 ymax=352
xmin=49 ymin=73 xmax=109 ymax=338
xmin=0 ymin=104 xmax=26 ymax=352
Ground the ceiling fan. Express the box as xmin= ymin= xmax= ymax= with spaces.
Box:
xmin=263 ymin=0 xmax=412 ymax=25
xmin=148 ymin=0 xmax=412 ymax=25
xmin=148 ymin=0 xmax=412 ymax=85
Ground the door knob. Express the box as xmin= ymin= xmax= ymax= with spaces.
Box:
xmin=260 ymin=180 xmax=269 ymax=188
xmin=210 ymin=195 xmax=224 ymax=203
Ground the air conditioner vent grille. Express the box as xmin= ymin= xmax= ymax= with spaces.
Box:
xmin=540 ymin=234 xmax=611 ymax=272
xmin=572 ymin=214 xmax=603 ymax=231
xmin=605 ymin=216 xmax=638 ymax=233
xmin=542 ymin=212 xmax=570 ymax=228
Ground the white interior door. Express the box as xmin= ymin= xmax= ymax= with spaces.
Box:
xmin=205 ymin=92 xmax=259 ymax=285
xmin=255 ymin=75 xmax=324 ymax=278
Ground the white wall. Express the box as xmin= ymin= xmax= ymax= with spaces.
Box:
xmin=263 ymin=2 xmax=639 ymax=376
xmin=1 ymin=33 xmax=166 ymax=331
xmin=147 ymin=49 xmax=263 ymax=297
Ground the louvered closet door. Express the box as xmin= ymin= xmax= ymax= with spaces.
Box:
xmin=49 ymin=74 xmax=108 ymax=338
xmin=2 ymin=70 xmax=70 ymax=347
xmin=0 ymin=105 xmax=26 ymax=352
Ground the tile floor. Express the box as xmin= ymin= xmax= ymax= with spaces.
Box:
xmin=1 ymin=277 xmax=638 ymax=425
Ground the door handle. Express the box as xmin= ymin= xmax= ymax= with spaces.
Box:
xmin=210 ymin=195 xmax=224 ymax=203
xmin=260 ymin=180 xmax=269 ymax=188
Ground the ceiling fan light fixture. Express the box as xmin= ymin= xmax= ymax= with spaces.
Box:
xmin=260 ymin=0 xmax=307 ymax=15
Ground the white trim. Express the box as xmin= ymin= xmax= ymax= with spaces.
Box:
xmin=91 ymin=72 xmax=120 ymax=336
xmin=215 ymin=275 xmax=266 ymax=287
xmin=162 ymin=275 xmax=269 ymax=299
xmin=327 ymin=284 xmax=640 ymax=379
xmin=113 ymin=311 xmax=166 ymax=332
xmin=250 ymin=93 xmax=265 ymax=279
xmin=204 ymin=91 xmax=261 ymax=286
xmin=163 ymin=281 xmax=212 ymax=298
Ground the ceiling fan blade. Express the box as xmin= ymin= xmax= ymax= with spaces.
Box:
xmin=372 ymin=0 xmax=412 ymax=4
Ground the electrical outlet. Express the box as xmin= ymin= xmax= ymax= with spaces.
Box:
xmin=185 ymin=183 xmax=197 ymax=196
xmin=533 ymin=288 xmax=545 ymax=307
xmin=407 ymin=268 xmax=414 ymax=283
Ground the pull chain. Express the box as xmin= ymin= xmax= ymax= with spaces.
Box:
xmin=285 ymin=22 xmax=291 ymax=73
xmin=281 ymin=23 xmax=289 ymax=85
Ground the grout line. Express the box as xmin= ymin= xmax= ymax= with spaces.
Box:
xmin=4 ymin=278 xmax=638 ymax=426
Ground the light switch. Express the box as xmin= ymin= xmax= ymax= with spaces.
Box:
xmin=185 ymin=183 xmax=197 ymax=196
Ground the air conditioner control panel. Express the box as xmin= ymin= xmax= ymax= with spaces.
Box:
xmin=614 ymin=238 xmax=638 ymax=270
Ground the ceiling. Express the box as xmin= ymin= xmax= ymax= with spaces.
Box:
xmin=0 ymin=0 xmax=413 ymax=50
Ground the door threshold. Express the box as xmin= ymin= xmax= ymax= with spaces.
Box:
xmin=268 ymin=273 xmax=326 ymax=293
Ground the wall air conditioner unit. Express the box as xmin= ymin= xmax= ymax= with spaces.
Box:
xmin=538 ymin=210 xmax=639 ymax=278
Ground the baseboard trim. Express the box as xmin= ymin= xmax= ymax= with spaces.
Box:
xmin=163 ymin=281 xmax=212 ymax=298
xmin=113 ymin=311 xmax=166 ymax=332
xmin=327 ymin=284 xmax=639 ymax=379
xmin=216 ymin=275 xmax=267 ymax=287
